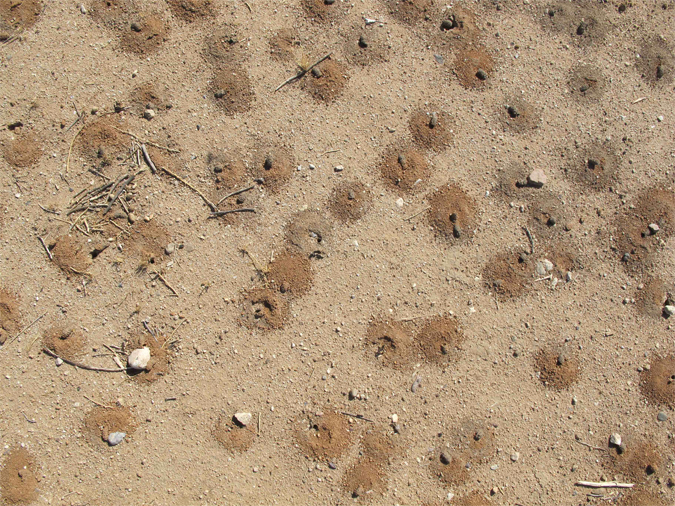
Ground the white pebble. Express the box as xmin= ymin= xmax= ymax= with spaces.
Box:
xmin=127 ymin=347 xmax=151 ymax=370
xmin=234 ymin=412 xmax=253 ymax=426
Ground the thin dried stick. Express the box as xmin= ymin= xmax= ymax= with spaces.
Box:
xmin=216 ymin=185 xmax=256 ymax=207
xmin=141 ymin=144 xmax=157 ymax=174
xmin=275 ymin=52 xmax=332 ymax=92
xmin=159 ymin=165 xmax=217 ymax=211
xmin=208 ymin=208 xmax=256 ymax=218
xmin=1 ymin=312 xmax=47 ymax=350
xmin=83 ymin=395 xmax=114 ymax=409
xmin=575 ymin=481 xmax=633 ymax=489
xmin=38 ymin=237 xmax=53 ymax=261
xmin=339 ymin=411 xmax=375 ymax=423
xmin=150 ymin=271 xmax=178 ymax=296
xmin=65 ymin=123 xmax=87 ymax=175
xmin=111 ymin=127 xmax=180 ymax=153
xmin=523 ymin=227 xmax=534 ymax=254
xmin=42 ymin=348 xmax=128 ymax=372
xmin=404 ymin=206 xmax=430 ymax=222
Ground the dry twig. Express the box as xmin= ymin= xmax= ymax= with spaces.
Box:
xmin=42 ymin=348 xmax=128 ymax=372
xmin=275 ymin=52 xmax=332 ymax=92
xmin=575 ymin=481 xmax=633 ymax=489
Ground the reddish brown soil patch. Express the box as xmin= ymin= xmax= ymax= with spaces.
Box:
xmin=366 ymin=319 xmax=412 ymax=369
xmin=328 ymin=181 xmax=372 ymax=223
xmin=127 ymin=220 xmax=170 ymax=267
xmin=301 ymin=0 xmax=348 ymax=24
xmin=296 ymin=411 xmax=352 ymax=461
xmin=415 ymin=315 xmax=464 ymax=364
xmin=204 ymin=26 xmax=245 ymax=66
xmin=285 ymin=210 xmax=332 ymax=259
xmin=453 ymin=45 xmax=494 ymax=90
xmin=210 ymin=64 xmax=254 ymax=116
xmin=614 ymin=188 xmax=675 ymax=271
xmin=0 ymin=0 xmax=41 ymax=30
xmin=534 ymin=346 xmax=580 ymax=390
xmin=385 ymin=0 xmax=434 ymax=25
xmin=499 ymin=96 xmax=540 ymax=133
xmin=544 ymin=245 xmax=578 ymax=279
xmin=42 ymin=326 xmax=86 ymax=361
xmin=0 ymin=289 xmax=20 ymax=345
xmin=166 ymin=0 xmax=214 ymax=21
xmin=540 ymin=2 xmax=607 ymax=44
xmin=565 ymin=141 xmax=619 ymax=191
xmin=483 ymin=250 xmax=532 ymax=298
xmin=344 ymin=431 xmax=394 ymax=498
xmin=640 ymin=356 xmax=675 ymax=407
xmin=342 ymin=26 xmax=390 ymax=67
xmin=76 ymin=116 xmax=128 ymax=166
xmin=0 ymin=447 xmax=38 ymax=504
xmin=301 ymin=59 xmax=349 ymax=103
xmin=207 ymin=151 xmax=247 ymax=190
xmin=119 ymin=12 xmax=168 ymax=54
xmin=270 ymin=28 xmax=299 ymax=62
xmin=49 ymin=235 xmax=94 ymax=276
xmin=124 ymin=332 xmax=171 ymax=383
xmin=2 ymin=133 xmax=42 ymax=168
xmin=129 ymin=82 xmax=172 ymax=117
xmin=427 ymin=183 xmax=477 ymax=242
xmin=378 ymin=146 xmax=429 ymax=193
xmin=494 ymin=162 xmax=537 ymax=200
xmin=409 ymin=109 xmax=454 ymax=151
xmin=83 ymin=405 xmax=137 ymax=447
xmin=620 ymin=488 xmax=669 ymax=506
xmin=455 ymin=492 xmax=491 ymax=506
xmin=213 ymin=414 xmax=257 ymax=452
xmin=267 ymin=250 xmax=313 ymax=296
xmin=454 ymin=420 xmax=495 ymax=462
xmin=637 ymin=36 xmax=674 ymax=85
xmin=431 ymin=451 xmax=468 ymax=485
xmin=605 ymin=436 xmax=665 ymax=484
xmin=635 ymin=277 xmax=671 ymax=319
xmin=240 ymin=288 xmax=289 ymax=330
xmin=569 ymin=64 xmax=605 ymax=102
xmin=88 ymin=0 xmax=132 ymax=27
xmin=249 ymin=145 xmax=294 ymax=191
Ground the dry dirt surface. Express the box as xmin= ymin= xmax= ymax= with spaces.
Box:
xmin=1 ymin=0 xmax=675 ymax=505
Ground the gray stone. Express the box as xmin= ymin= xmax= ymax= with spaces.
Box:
xmin=648 ymin=223 xmax=660 ymax=234
xmin=609 ymin=433 xmax=622 ymax=446
xmin=333 ymin=165 xmax=344 ymax=173
xmin=510 ymin=452 xmax=519 ymax=462
xmin=663 ymin=305 xmax=675 ymax=317
xmin=107 ymin=432 xmax=126 ymax=446
xmin=657 ymin=412 xmax=668 ymax=422
xmin=143 ymin=109 xmax=155 ymax=120
xmin=165 ymin=243 xmax=175 ymax=255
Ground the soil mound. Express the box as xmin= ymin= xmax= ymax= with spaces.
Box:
xmin=0 ymin=447 xmax=38 ymax=504
xmin=385 ymin=0 xmax=434 ymax=25
xmin=408 ymin=109 xmax=454 ymax=151
xmin=604 ymin=436 xmax=665 ymax=484
xmin=301 ymin=59 xmax=349 ymax=103
xmin=285 ymin=210 xmax=332 ymax=259
xmin=453 ymin=45 xmax=494 ymax=90
xmin=50 ymin=235 xmax=94 ymax=276
xmin=0 ymin=289 xmax=20 ymax=345
xmin=342 ymin=25 xmax=390 ymax=67
xmin=119 ymin=11 xmax=168 ymax=54
xmin=0 ymin=0 xmax=41 ymax=31
xmin=483 ymin=251 xmax=532 ymax=299
xmin=296 ymin=411 xmax=352 ymax=461
xmin=640 ymin=355 xmax=675 ymax=407
xmin=166 ymin=0 xmax=215 ymax=21
xmin=210 ymin=65 xmax=254 ymax=116
xmin=499 ymin=96 xmax=541 ymax=133
xmin=42 ymin=326 xmax=86 ymax=361
xmin=270 ymin=28 xmax=299 ymax=62
xmin=207 ymin=151 xmax=247 ymax=190
xmin=415 ymin=315 xmax=464 ymax=364
xmin=124 ymin=332 xmax=172 ymax=383
xmin=267 ymin=250 xmax=313 ymax=296
xmin=569 ymin=64 xmax=605 ymax=102
xmin=427 ymin=183 xmax=477 ymax=242
xmin=378 ymin=147 xmax=429 ymax=193
xmin=214 ymin=413 xmax=257 ymax=452
xmin=249 ymin=145 xmax=294 ymax=191
xmin=2 ymin=132 xmax=42 ymax=168
xmin=301 ymin=0 xmax=348 ymax=24
xmin=366 ymin=320 xmax=412 ymax=369
xmin=534 ymin=346 xmax=580 ymax=390
xmin=84 ymin=405 xmax=137 ymax=447
xmin=239 ymin=288 xmax=289 ymax=330
xmin=328 ymin=181 xmax=372 ymax=223
xmin=343 ymin=432 xmax=394 ymax=499
xmin=565 ymin=141 xmax=619 ymax=191
xmin=637 ymin=36 xmax=674 ymax=85
xmin=635 ymin=277 xmax=671 ymax=319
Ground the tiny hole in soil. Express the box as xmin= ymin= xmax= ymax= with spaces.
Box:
xmin=90 ymin=247 xmax=106 ymax=260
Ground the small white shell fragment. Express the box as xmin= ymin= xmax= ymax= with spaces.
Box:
xmin=391 ymin=414 xmax=398 ymax=423
xmin=609 ymin=433 xmax=622 ymax=446
xmin=127 ymin=347 xmax=151 ymax=370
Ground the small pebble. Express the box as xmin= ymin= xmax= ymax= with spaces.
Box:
xmin=234 ymin=412 xmax=253 ymax=426
xmin=657 ymin=412 xmax=668 ymax=422
xmin=128 ymin=347 xmax=151 ymax=370
xmin=657 ymin=115 xmax=664 ymax=122
xmin=476 ymin=69 xmax=488 ymax=81
xmin=429 ymin=112 xmax=438 ymax=128
xmin=130 ymin=22 xmax=142 ymax=32
xmin=411 ymin=375 xmax=422 ymax=393
xmin=391 ymin=414 xmax=398 ymax=423
xmin=311 ymin=67 xmax=322 ymax=78
xmin=358 ymin=35 xmax=368 ymax=48
xmin=440 ymin=452 xmax=451 ymax=465
xmin=55 ymin=357 xmax=63 ymax=367
xmin=664 ymin=305 xmax=675 ymax=318
xmin=609 ymin=433 xmax=622 ymax=446
xmin=165 ymin=243 xmax=175 ymax=255
xmin=333 ymin=165 xmax=344 ymax=173
xmin=143 ymin=109 xmax=155 ymax=120
xmin=107 ymin=432 xmax=126 ymax=446
xmin=395 ymin=197 xmax=404 ymax=208
xmin=328 ymin=462 xmax=337 ymax=470
xmin=348 ymin=389 xmax=357 ymax=400
xmin=490 ymin=464 xmax=499 ymax=471
xmin=511 ymin=452 xmax=519 ymax=462
xmin=566 ymin=271 xmax=572 ymax=282
xmin=648 ymin=223 xmax=660 ymax=234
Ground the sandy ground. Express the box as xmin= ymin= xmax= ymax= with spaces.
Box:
xmin=1 ymin=0 xmax=675 ymax=504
